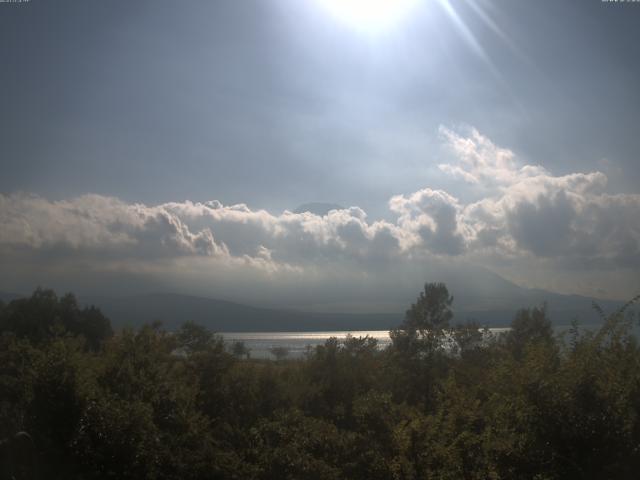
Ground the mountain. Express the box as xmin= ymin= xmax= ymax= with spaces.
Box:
xmin=77 ymin=288 xmax=627 ymax=332
xmin=2 ymin=267 xmax=632 ymax=331
xmin=0 ymin=291 xmax=23 ymax=303
xmin=397 ymin=264 xmax=628 ymax=326
xmin=293 ymin=203 xmax=345 ymax=216
xmin=79 ymin=293 xmax=402 ymax=332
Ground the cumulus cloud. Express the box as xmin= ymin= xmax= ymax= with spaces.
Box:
xmin=0 ymin=193 xmax=228 ymax=259
xmin=434 ymin=126 xmax=640 ymax=266
xmin=437 ymin=126 xmax=540 ymax=187
xmin=389 ymin=188 xmax=467 ymax=255
xmin=0 ymin=127 xmax=638 ymax=301
xmin=0 ymin=192 xmax=411 ymax=275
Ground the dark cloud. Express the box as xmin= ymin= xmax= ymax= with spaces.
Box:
xmin=507 ymin=191 xmax=575 ymax=257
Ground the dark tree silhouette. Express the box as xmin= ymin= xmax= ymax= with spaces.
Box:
xmin=403 ymin=282 xmax=454 ymax=336
xmin=231 ymin=340 xmax=250 ymax=359
xmin=390 ymin=282 xmax=454 ymax=357
xmin=507 ymin=304 xmax=554 ymax=358
xmin=269 ymin=346 xmax=290 ymax=361
xmin=175 ymin=320 xmax=215 ymax=354
xmin=0 ymin=288 xmax=112 ymax=350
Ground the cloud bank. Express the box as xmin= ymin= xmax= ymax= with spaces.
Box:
xmin=1 ymin=127 xmax=638 ymax=302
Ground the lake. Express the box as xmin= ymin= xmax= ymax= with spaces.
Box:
xmin=221 ymin=331 xmax=392 ymax=359
xmin=220 ymin=323 xmax=624 ymax=359
xmin=220 ymin=329 xmax=512 ymax=359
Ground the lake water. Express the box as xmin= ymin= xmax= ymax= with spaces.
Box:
xmin=220 ymin=323 xmax=625 ymax=359
xmin=221 ymin=331 xmax=392 ymax=359
xmin=221 ymin=329 xmax=512 ymax=359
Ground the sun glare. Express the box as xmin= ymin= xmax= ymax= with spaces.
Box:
xmin=317 ymin=0 xmax=420 ymax=32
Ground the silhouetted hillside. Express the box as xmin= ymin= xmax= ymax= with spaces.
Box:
xmin=81 ymin=292 xmax=626 ymax=332
xmin=3 ymin=283 xmax=628 ymax=331
xmin=80 ymin=293 xmax=402 ymax=331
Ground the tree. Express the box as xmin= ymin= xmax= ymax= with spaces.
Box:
xmin=387 ymin=283 xmax=455 ymax=409
xmin=176 ymin=321 xmax=215 ymax=354
xmin=270 ymin=346 xmax=290 ymax=361
xmin=404 ymin=282 xmax=454 ymax=335
xmin=231 ymin=340 xmax=251 ymax=359
xmin=0 ymin=288 xmax=112 ymax=350
xmin=452 ymin=320 xmax=484 ymax=357
xmin=390 ymin=282 xmax=454 ymax=354
xmin=506 ymin=304 xmax=554 ymax=359
xmin=71 ymin=303 xmax=113 ymax=351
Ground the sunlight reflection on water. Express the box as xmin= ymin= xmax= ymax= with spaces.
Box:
xmin=221 ymin=329 xmax=514 ymax=359
xmin=220 ymin=324 xmax=622 ymax=359
xmin=221 ymin=331 xmax=392 ymax=359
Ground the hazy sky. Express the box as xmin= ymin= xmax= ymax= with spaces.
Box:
xmin=1 ymin=0 xmax=639 ymax=309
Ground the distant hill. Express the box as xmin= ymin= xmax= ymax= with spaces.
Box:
xmin=394 ymin=264 xmax=629 ymax=327
xmin=0 ymin=291 xmax=23 ymax=303
xmin=3 ymin=270 xmax=632 ymax=332
xmin=76 ymin=290 xmax=626 ymax=332
xmin=293 ymin=203 xmax=345 ymax=216
xmin=79 ymin=293 xmax=402 ymax=332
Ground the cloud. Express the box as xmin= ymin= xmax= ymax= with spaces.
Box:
xmin=505 ymin=190 xmax=576 ymax=257
xmin=434 ymin=126 xmax=639 ymax=267
xmin=389 ymin=188 xmax=467 ymax=255
xmin=437 ymin=126 xmax=537 ymax=187
xmin=0 ymin=127 xmax=638 ymax=301
xmin=0 ymin=193 xmax=228 ymax=259
xmin=0 ymin=193 xmax=411 ymax=274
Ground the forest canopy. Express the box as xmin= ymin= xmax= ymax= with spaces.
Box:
xmin=1 ymin=285 xmax=639 ymax=479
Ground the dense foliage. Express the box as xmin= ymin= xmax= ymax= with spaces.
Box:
xmin=1 ymin=285 xmax=639 ymax=479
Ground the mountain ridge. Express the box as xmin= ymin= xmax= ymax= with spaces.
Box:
xmin=1 ymin=288 xmax=628 ymax=332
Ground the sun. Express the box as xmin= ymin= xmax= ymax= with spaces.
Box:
xmin=317 ymin=0 xmax=420 ymax=32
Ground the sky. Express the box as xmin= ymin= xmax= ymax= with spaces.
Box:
xmin=1 ymin=0 xmax=639 ymax=310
